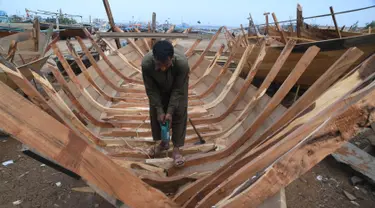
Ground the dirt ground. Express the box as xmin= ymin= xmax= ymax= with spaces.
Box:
xmin=1 ymin=136 xmax=375 ymax=208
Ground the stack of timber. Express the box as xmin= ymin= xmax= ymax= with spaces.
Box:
xmin=0 ymin=26 xmax=375 ymax=207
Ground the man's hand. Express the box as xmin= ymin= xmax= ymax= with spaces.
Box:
xmin=158 ymin=113 xmax=166 ymax=124
xmin=165 ymin=113 xmax=172 ymax=126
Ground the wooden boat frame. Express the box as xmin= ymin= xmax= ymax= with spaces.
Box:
xmin=0 ymin=26 xmax=375 ymax=208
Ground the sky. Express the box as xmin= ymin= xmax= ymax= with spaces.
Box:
xmin=0 ymin=0 xmax=374 ymax=27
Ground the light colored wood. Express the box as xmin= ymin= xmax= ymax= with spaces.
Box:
xmin=0 ymin=81 xmax=176 ymax=208
xmin=185 ymin=39 xmax=202 ymax=58
xmin=189 ymin=44 xmax=225 ymax=89
xmin=76 ymin=38 xmax=145 ymax=93
xmin=216 ymin=82 xmax=375 ymax=208
xmin=101 ymin=38 xmax=142 ymax=73
xmin=190 ymin=27 xmax=223 ymax=71
xmin=169 ymin=46 xmax=320 ymax=178
xmin=203 ymin=45 xmax=254 ymax=109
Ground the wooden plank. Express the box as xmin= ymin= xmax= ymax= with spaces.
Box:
xmin=75 ymin=38 xmax=145 ymax=93
xmin=202 ymin=45 xmax=255 ymax=109
xmin=101 ymin=38 xmax=142 ymax=73
xmin=272 ymin=13 xmax=287 ymax=44
xmin=206 ymin=57 xmax=375 ymax=207
xmin=31 ymin=71 xmax=107 ymax=147
xmin=81 ymin=33 xmax=143 ymax=84
xmin=332 ymin=142 xmax=375 ymax=182
xmin=216 ymin=87 xmax=375 ymax=208
xmin=175 ymin=43 xmax=314 ymax=207
xmin=189 ymin=44 xmax=225 ymax=89
xmin=254 ymin=47 xmax=364 ymax=148
xmin=194 ymin=42 xmax=266 ymax=124
xmin=0 ymin=81 xmax=176 ymax=208
xmin=190 ymin=27 xmax=223 ymax=72
xmin=47 ymin=64 xmax=115 ymax=128
xmin=102 ymin=0 xmax=121 ymax=48
xmin=0 ymin=60 xmax=61 ymax=122
xmin=175 ymin=46 xmax=320 ymax=172
xmin=196 ymin=53 xmax=236 ymax=99
xmin=185 ymin=39 xmax=202 ymax=58
xmin=98 ymin=32 xmax=212 ymax=39
xmin=296 ymin=4 xmax=303 ymax=38
xmin=330 ymin=6 xmax=342 ymax=38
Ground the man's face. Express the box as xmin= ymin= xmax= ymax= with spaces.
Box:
xmin=154 ymin=57 xmax=172 ymax=72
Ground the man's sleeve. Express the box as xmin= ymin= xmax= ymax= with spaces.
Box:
xmin=142 ymin=65 xmax=164 ymax=116
xmin=167 ymin=61 xmax=189 ymax=115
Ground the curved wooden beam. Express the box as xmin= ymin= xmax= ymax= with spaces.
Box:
xmin=76 ymin=38 xmax=146 ymax=93
xmin=190 ymin=27 xmax=223 ymax=72
xmin=167 ymin=46 xmax=320 ymax=177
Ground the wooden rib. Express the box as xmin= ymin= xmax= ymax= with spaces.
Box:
xmin=50 ymin=45 xmax=149 ymax=114
xmin=178 ymin=49 xmax=368 ymax=207
xmin=272 ymin=13 xmax=287 ymax=44
xmin=173 ymin=42 xmax=296 ymax=203
xmin=185 ymin=39 xmax=202 ymax=58
xmin=254 ymin=47 xmax=364 ymax=148
xmin=195 ymin=52 xmax=236 ymax=99
xmin=169 ymin=46 xmax=320 ymax=177
xmin=0 ymin=81 xmax=176 ymax=207
xmin=113 ymin=26 xmax=145 ymax=57
xmin=134 ymin=27 xmax=151 ymax=51
xmin=64 ymin=42 xmax=147 ymax=104
xmin=190 ymin=27 xmax=223 ymax=72
xmin=47 ymin=65 xmax=117 ymax=127
xmin=214 ymin=77 xmax=375 ymax=208
xmin=193 ymin=42 xmax=267 ymax=124
xmin=55 ymin=42 xmax=147 ymax=105
xmin=0 ymin=61 xmax=61 ymax=122
xmin=101 ymin=38 xmax=142 ymax=73
xmin=76 ymin=38 xmax=145 ymax=93
xmin=203 ymin=45 xmax=254 ymax=109
xmin=189 ymin=44 xmax=225 ymax=89
xmin=31 ymin=71 xmax=106 ymax=147
xmin=80 ymin=32 xmax=143 ymax=84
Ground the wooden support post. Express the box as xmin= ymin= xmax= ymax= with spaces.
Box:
xmin=240 ymin=24 xmax=249 ymax=46
xmin=296 ymin=4 xmax=303 ymax=38
xmin=272 ymin=13 xmax=287 ymax=44
xmin=151 ymin=12 xmax=156 ymax=47
xmin=102 ymin=0 xmax=121 ymax=48
xmin=33 ymin=17 xmax=40 ymax=52
xmin=330 ymin=6 xmax=342 ymax=38
xmin=263 ymin=12 xmax=270 ymax=35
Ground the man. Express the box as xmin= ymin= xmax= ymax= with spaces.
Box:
xmin=142 ymin=40 xmax=189 ymax=167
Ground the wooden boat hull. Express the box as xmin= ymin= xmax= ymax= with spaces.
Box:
xmin=235 ymin=34 xmax=375 ymax=86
